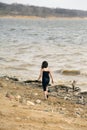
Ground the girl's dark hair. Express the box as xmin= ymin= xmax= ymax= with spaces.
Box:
xmin=41 ymin=61 xmax=48 ymax=69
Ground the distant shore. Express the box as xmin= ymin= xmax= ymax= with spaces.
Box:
xmin=0 ymin=15 xmax=87 ymax=20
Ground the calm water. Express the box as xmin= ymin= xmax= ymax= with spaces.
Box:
xmin=0 ymin=17 xmax=87 ymax=91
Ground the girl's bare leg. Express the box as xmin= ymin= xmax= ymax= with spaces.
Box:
xmin=46 ymin=86 xmax=49 ymax=98
xmin=44 ymin=91 xmax=47 ymax=99
xmin=44 ymin=87 xmax=49 ymax=99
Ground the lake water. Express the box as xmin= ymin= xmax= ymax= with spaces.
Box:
xmin=0 ymin=17 xmax=87 ymax=91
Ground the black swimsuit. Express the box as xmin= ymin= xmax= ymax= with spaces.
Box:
xmin=42 ymin=71 xmax=50 ymax=91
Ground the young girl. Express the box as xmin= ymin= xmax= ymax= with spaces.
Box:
xmin=38 ymin=61 xmax=54 ymax=99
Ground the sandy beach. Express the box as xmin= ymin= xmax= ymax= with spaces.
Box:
xmin=0 ymin=15 xmax=87 ymax=20
xmin=0 ymin=76 xmax=87 ymax=130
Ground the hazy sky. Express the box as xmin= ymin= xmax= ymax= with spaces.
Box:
xmin=0 ymin=0 xmax=87 ymax=11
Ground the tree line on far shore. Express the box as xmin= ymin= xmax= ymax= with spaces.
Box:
xmin=0 ymin=2 xmax=87 ymax=18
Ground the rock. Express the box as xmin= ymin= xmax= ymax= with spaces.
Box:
xmin=19 ymin=98 xmax=26 ymax=104
xmin=15 ymin=95 xmax=21 ymax=101
xmin=64 ymin=96 xmax=71 ymax=100
xmin=35 ymin=99 xmax=41 ymax=104
xmin=80 ymin=91 xmax=87 ymax=97
xmin=26 ymin=101 xmax=35 ymax=106
xmin=34 ymin=93 xmax=38 ymax=96
xmin=76 ymin=96 xmax=85 ymax=105
xmin=74 ymin=87 xmax=81 ymax=92
xmin=56 ymin=85 xmax=71 ymax=93
xmin=6 ymin=92 xmax=14 ymax=100
xmin=79 ymin=92 xmax=87 ymax=104
xmin=0 ymin=83 xmax=3 ymax=88
xmin=75 ymin=111 xmax=81 ymax=117
xmin=48 ymin=86 xmax=57 ymax=92
xmin=23 ymin=80 xmax=41 ymax=83
xmin=48 ymin=83 xmax=84 ymax=104
xmin=50 ymin=92 xmax=58 ymax=97
xmin=4 ymin=76 xmax=19 ymax=81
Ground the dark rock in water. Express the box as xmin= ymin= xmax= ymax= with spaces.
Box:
xmin=62 ymin=70 xmax=80 ymax=75
xmin=4 ymin=76 xmax=19 ymax=81
xmin=80 ymin=91 xmax=87 ymax=95
xmin=9 ymin=77 xmax=19 ymax=81
xmin=23 ymin=80 xmax=42 ymax=88
xmin=74 ymin=87 xmax=81 ymax=92
xmin=24 ymin=80 xmax=41 ymax=83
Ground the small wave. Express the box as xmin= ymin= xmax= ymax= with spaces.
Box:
xmin=81 ymin=72 xmax=87 ymax=77
xmin=0 ymin=57 xmax=6 ymax=61
xmin=5 ymin=66 xmax=28 ymax=71
xmin=9 ymin=59 xmax=19 ymax=62
xmin=12 ymin=40 xmax=18 ymax=43
xmin=0 ymin=57 xmax=14 ymax=62
xmin=0 ymin=57 xmax=19 ymax=63
xmin=19 ymin=63 xmax=35 ymax=67
xmin=61 ymin=69 xmax=80 ymax=75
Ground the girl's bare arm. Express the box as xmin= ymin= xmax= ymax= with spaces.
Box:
xmin=38 ymin=69 xmax=42 ymax=81
xmin=49 ymin=70 xmax=54 ymax=83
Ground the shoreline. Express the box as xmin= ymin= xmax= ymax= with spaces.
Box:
xmin=0 ymin=15 xmax=87 ymax=20
xmin=1 ymin=75 xmax=87 ymax=101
